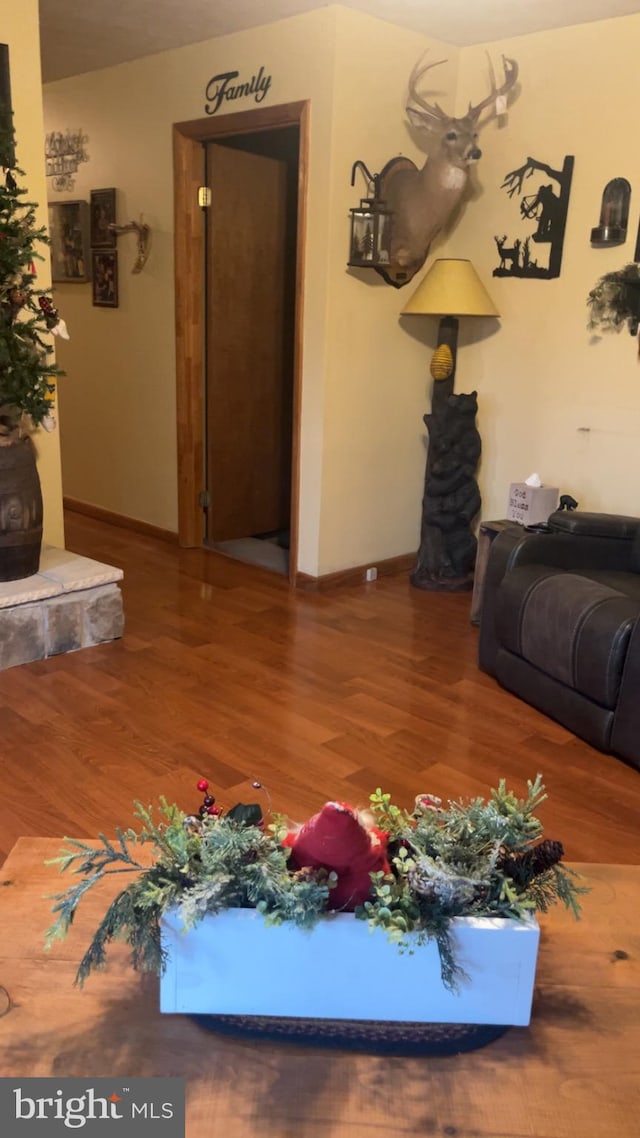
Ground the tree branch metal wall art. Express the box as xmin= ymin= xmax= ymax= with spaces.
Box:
xmin=492 ymin=155 xmax=574 ymax=279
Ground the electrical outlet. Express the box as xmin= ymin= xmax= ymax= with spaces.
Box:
xmin=365 ymin=567 xmax=378 ymax=582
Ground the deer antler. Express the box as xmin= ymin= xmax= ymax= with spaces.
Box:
xmin=406 ymin=55 xmax=450 ymax=123
xmin=467 ymin=54 xmax=519 ymax=122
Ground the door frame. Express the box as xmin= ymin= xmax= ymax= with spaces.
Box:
xmin=173 ymin=101 xmax=309 ymax=584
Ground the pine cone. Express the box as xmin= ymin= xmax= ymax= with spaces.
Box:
xmin=501 ymin=839 xmax=565 ymax=887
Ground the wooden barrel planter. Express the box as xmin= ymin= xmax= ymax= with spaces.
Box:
xmin=0 ymin=436 xmax=43 ymax=581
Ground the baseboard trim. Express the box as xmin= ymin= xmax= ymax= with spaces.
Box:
xmin=63 ymin=498 xmax=179 ymax=545
xmin=62 ymin=504 xmax=414 ymax=580
xmin=295 ymin=552 xmax=416 ymax=590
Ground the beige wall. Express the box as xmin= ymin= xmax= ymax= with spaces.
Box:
xmin=6 ymin=1 xmax=64 ymax=546
xmin=44 ymin=6 xmax=640 ymax=574
xmin=451 ymin=18 xmax=640 ymax=520
xmin=44 ymin=6 xmax=452 ymax=575
xmin=320 ymin=7 xmax=457 ymax=571
xmin=46 ymin=8 xmax=340 ymax=570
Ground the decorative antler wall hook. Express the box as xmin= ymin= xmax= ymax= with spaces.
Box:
xmin=108 ymin=216 xmax=151 ymax=274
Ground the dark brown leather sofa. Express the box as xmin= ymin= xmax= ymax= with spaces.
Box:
xmin=478 ymin=510 xmax=640 ymax=769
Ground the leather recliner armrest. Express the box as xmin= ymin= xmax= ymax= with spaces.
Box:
xmin=548 ymin=510 xmax=640 ymax=541
xmin=478 ymin=524 xmax=637 ymax=675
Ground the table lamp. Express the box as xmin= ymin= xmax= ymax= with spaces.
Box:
xmin=401 ymin=258 xmax=500 ymax=591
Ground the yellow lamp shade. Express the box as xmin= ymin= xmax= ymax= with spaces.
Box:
xmin=402 ymin=259 xmax=500 ymax=318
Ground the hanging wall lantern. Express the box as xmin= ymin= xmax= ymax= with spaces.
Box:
xmin=591 ymin=178 xmax=631 ymax=247
xmin=348 ymin=160 xmax=393 ymax=272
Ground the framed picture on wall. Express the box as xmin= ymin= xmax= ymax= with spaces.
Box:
xmin=92 ymin=250 xmax=118 ymax=307
xmin=48 ymin=200 xmax=91 ymax=282
xmin=90 ymin=187 xmax=117 ymax=248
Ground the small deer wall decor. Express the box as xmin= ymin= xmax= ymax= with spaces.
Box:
xmin=371 ymin=54 xmax=519 ymax=288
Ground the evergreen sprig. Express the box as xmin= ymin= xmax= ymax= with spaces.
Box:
xmin=356 ymin=773 xmax=585 ymax=988
xmin=46 ymin=800 xmax=332 ymax=985
xmin=587 ymin=263 xmax=640 ymax=333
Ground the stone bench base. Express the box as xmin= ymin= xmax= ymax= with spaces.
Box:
xmin=0 ymin=547 xmax=124 ymax=671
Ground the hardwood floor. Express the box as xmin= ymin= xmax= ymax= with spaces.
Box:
xmin=0 ymin=510 xmax=638 ymax=865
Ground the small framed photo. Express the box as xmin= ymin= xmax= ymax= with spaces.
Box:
xmin=90 ymin=186 xmax=117 ymax=248
xmin=48 ymin=200 xmax=91 ymax=283
xmin=92 ymin=250 xmax=118 ymax=308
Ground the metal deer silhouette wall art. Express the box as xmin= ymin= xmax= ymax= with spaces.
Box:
xmin=351 ymin=54 xmax=519 ymax=288
xmin=492 ymin=155 xmax=574 ymax=279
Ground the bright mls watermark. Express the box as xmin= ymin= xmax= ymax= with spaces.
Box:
xmin=0 ymin=1078 xmax=185 ymax=1136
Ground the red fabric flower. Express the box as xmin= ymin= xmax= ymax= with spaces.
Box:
xmin=283 ymin=801 xmax=389 ymax=910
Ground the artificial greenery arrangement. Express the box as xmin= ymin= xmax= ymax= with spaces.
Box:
xmin=46 ymin=774 xmax=586 ymax=992
xmin=587 ymin=262 xmax=640 ymax=337
xmin=0 ymin=110 xmax=66 ymax=440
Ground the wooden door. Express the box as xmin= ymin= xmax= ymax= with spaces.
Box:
xmin=205 ymin=142 xmax=290 ymax=542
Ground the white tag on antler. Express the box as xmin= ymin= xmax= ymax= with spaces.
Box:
xmin=496 ymin=95 xmax=507 ymax=116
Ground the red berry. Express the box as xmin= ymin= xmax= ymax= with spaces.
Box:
xmin=196 ymin=779 xmax=209 ymax=792
xmin=207 ymin=805 xmax=221 ymax=816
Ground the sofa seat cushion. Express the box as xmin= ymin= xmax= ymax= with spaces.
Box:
xmin=496 ymin=565 xmax=640 ymax=708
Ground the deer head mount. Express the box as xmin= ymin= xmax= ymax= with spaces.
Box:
xmin=372 ymin=54 xmax=519 ymax=288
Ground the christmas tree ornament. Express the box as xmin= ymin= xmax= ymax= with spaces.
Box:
xmin=8 ymin=286 xmax=26 ymax=309
xmin=51 ymin=317 xmax=69 ymax=340
xmin=38 ymin=295 xmax=59 ymax=327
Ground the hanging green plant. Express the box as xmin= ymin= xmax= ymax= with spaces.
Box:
xmin=587 ymin=262 xmax=640 ymax=335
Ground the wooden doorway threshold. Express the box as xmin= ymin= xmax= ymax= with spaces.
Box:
xmin=173 ymin=101 xmax=309 ymax=585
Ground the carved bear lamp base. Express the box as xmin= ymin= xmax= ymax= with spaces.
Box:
xmin=401 ymin=260 xmax=500 ymax=592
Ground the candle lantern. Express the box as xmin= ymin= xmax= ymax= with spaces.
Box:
xmin=591 ymin=178 xmax=631 ymax=246
xmin=348 ymin=161 xmax=393 ymax=270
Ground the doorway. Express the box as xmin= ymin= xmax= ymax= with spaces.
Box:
xmin=173 ymin=102 xmax=308 ymax=584
xmin=204 ymin=128 xmax=299 ymax=576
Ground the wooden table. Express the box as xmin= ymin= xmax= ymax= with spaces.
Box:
xmin=1 ymin=840 xmax=638 ymax=1137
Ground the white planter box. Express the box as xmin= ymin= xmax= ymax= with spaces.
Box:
xmin=160 ymin=909 xmax=540 ymax=1026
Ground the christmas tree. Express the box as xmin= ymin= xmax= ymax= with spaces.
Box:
xmin=0 ymin=109 xmax=66 ymax=443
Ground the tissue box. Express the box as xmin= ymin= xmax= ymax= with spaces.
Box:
xmin=507 ymin=483 xmax=559 ymax=526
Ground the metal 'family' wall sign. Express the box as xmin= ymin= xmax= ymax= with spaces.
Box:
xmin=205 ymin=66 xmax=272 ymax=115
xmin=45 ymin=129 xmax=90 ymax=192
